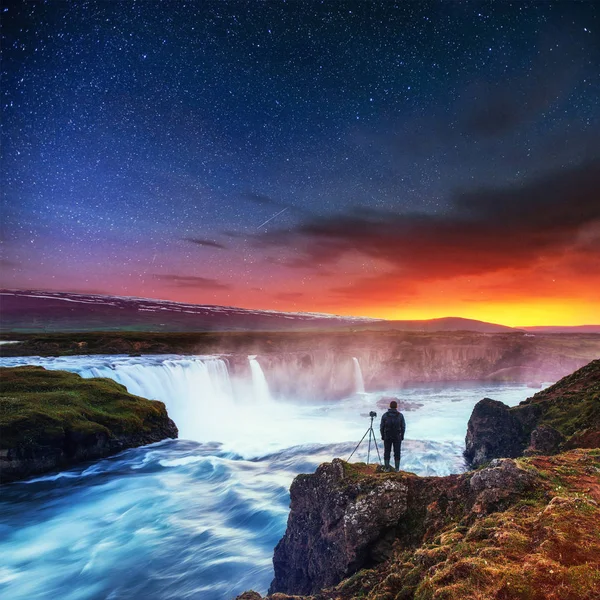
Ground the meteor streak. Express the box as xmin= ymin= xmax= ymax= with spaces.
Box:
xmin=256 ymin=207 xmax=288 ymax=229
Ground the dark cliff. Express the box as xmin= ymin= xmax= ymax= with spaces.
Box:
xmin=236 ymin=362 xmax=600 ymax=600
xmin=238 ymin=451 xmax=600 ymax=600
xmin=3 ymin=330 xmax=600 ymax=401
xmin=465 ymin=358 xmax=600 ymax=467
xmin=0 ymin=366 xmax=178 ymax=483
xmin=268 ymin=458 xmax=538 ymax=596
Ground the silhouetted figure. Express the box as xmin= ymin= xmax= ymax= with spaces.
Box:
xmin=380 ymin=400 xmax=406 ymax=471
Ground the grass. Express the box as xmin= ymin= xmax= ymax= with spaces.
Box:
xmin=0 ymin=366 xmax=171 ymax=450
xmin=311 ymin=450 xmax=600 ymax=600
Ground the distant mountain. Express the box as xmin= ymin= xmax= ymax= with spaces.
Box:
xmin=1 ymin=290 xmax=516 ymax=333
xmin=0 ymin=290 xmax=379 ymax=332
xmin=521 ymin=325 xmax=600 ymax=334
xmin=365 ymin=316 xmax=515 ymax=333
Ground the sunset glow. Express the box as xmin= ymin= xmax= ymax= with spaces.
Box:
xmin=2 ymin=2 xmax=599 ymax=328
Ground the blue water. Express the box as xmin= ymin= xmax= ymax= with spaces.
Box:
xmin=0 ymin=355 xmax=532 ymax=599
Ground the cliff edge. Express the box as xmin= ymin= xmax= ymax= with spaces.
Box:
xmin=465 ymin=359 xmax=600 ymax=468
xmin=237 ymin=360 xmax=600 ymax=600
xmin=238 ymin=451 xmax=599 ymax=600
xmin=0 ymin=366 xmax=178 ymax=483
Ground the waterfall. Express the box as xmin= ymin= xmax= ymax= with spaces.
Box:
xmin=65 ymin=356 xmax=236 ymax=442
xmin=248 ymin=355 xmax=271 ymax=404
xmin=352 ymin=357 xmax=365 ymax=393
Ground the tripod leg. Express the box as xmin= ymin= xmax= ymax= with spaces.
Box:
xmin=369 ymin=427 xmax=382 ymax=465
xmin=347 ymin=428 xmax=370 ymax=462
xmin=373 ymin=434 xmax=382 ymax=465
xmin=367 ymin=430 xmax=372 ymax=464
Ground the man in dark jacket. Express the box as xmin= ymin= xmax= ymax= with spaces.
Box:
xmin=380 ymin=400 xmax=406 ymax=471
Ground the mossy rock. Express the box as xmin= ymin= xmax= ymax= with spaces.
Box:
xmin=0 ymin=366 xmax=178 ymax=483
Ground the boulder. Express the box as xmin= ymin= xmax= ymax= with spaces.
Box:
xmin=524 ymin=423 xmax=565 ymax=456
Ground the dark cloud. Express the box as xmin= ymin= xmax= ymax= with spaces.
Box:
xmin=274 ymin=292 xmax=305 ymax=301
xmin=184 ymin=238 xmax=227 ymax=250
xmin=153 ymin=274 xmax=231 ymax=290
xmin=255 ymin=160 xmax=600 ymax=282
xmin=0 ymin=258 xmax=19 ymax=268
xmin=461 ymin=71 xmax=574 ymax=138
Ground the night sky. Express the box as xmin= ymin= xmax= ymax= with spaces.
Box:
xmin=2 ymin=1 xmax=599 ymax=326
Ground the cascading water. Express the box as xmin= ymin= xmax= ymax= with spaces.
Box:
xmin=0 ymin=353 xmax=532 ymax=600
xmin=352 ymin=357 xmax=365 ymax=393
xmin=248 ymin=355 xmax=271 ymax=404
xmin=77 ymin=356 xmax=235 ymax=441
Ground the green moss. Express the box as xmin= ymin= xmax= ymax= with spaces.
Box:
xmin=0 ymin=366 xmax=170 ymax=450
xmin=530 ymin=360 xmax=600 ymax=440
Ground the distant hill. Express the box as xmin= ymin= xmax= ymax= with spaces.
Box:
xmin=0 ymin=290 xmax=379 ymax=332
xmin=0 ymin=289 xmax=535 ymax=334
xmin=521 ymin=325 xmax=600 ymax=334
xmin=365 ymin=316 xmax=515 ymax=333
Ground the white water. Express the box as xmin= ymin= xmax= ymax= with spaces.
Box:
xmin=0 ymin=354 xmax=533 ymax=599
xmin=0 ymin=353 xmax=529 ymax=465
xmin=352 ymin=356 xmax=365 ymax=393
xmin=248 ymin=355 xmax=271 ymax=404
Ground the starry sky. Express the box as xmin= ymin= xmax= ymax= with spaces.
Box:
xmin=2 ymin=1 xmax=599 ymax=326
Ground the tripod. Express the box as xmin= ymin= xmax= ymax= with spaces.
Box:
xmin=347 ymin=413 xmax=382 ymax=465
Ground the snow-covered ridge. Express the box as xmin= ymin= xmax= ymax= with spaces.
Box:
xmin=0 ymin=289 xmax=381 ymax=323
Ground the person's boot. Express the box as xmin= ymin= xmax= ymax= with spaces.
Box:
xmin=394 ymin=459 xmax=400 ymax=472
xmin=384 ymin=460 xmax=391 ymax=472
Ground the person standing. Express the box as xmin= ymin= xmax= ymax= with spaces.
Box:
xmin=380 ymin=400 xmax=406 ymax=471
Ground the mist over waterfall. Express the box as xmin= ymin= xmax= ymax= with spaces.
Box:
xmin=352 ymin=357 xmax=365 ymax=393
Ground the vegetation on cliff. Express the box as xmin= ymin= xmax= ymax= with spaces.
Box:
xmin=465 ymin=359 xmax=600 ymax=467
xmin=237 ymin=360 xmax=600 ymax=600
xmin=528 ymin=358 xmax=600 ymax=444
xmin=241 ymin=451 xmax=599 ymax=600
xmin=329 ymin=452 xmax=600 ymax=600
xmin=0 ymin=366 xmax=178 ymax=483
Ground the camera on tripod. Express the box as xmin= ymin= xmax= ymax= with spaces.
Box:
xmin=347 ymin=410 xmax=381 ymax=465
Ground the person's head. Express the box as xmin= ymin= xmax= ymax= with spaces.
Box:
xmin=389 ymin=400 xmax=398 ymax=409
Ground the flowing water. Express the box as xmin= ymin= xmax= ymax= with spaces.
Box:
xmin=352 ymin=357 xmax=365 ymax=394
xmin=0 ymin=354 xmax=532 ymax=599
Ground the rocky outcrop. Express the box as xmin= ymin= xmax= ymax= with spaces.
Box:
xmin=236 ymin=451 xmax=600 ymax=600
xmin=269 ymin=457 xmax=536 ymax=595
xmin=465 ymin=359 xmax=600 ymax=467
xmin=237 ymin=362 xmax=600 ymax=600
xmin=0 ymin=367 xmax=178 ymax=483
xmin=464 ymin=398 xmax=540 ymax=466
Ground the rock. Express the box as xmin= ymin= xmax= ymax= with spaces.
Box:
xmin=465 ymin=359 xmax=600 ymax=468
xmin=469 ymin=458 xmax=536 ymax=514
xmin=234 ymin=592 xmax=263 ymax=600
xmin=0 ymin=366 xmax=178 ymax=483
xmin=269 ymin=459 xmax=415 ymax=595
xmin=376 ymin=396 xmax=424 ymax=411
xmin=524 ymin=424 xmax=565 ymax=456
xmin=464 ymin=398 xmax=535 ymax=467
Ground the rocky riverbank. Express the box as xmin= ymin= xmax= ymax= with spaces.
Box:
xmin=0 ymin=366 xmax=178 ymax=483
xmin=3 ymin=331 xmax=600 ymax=400
xmin=465 ymin=359 xmax=600 ymax=467
xmin=237 ymin=360 xmax=600 ymax=600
